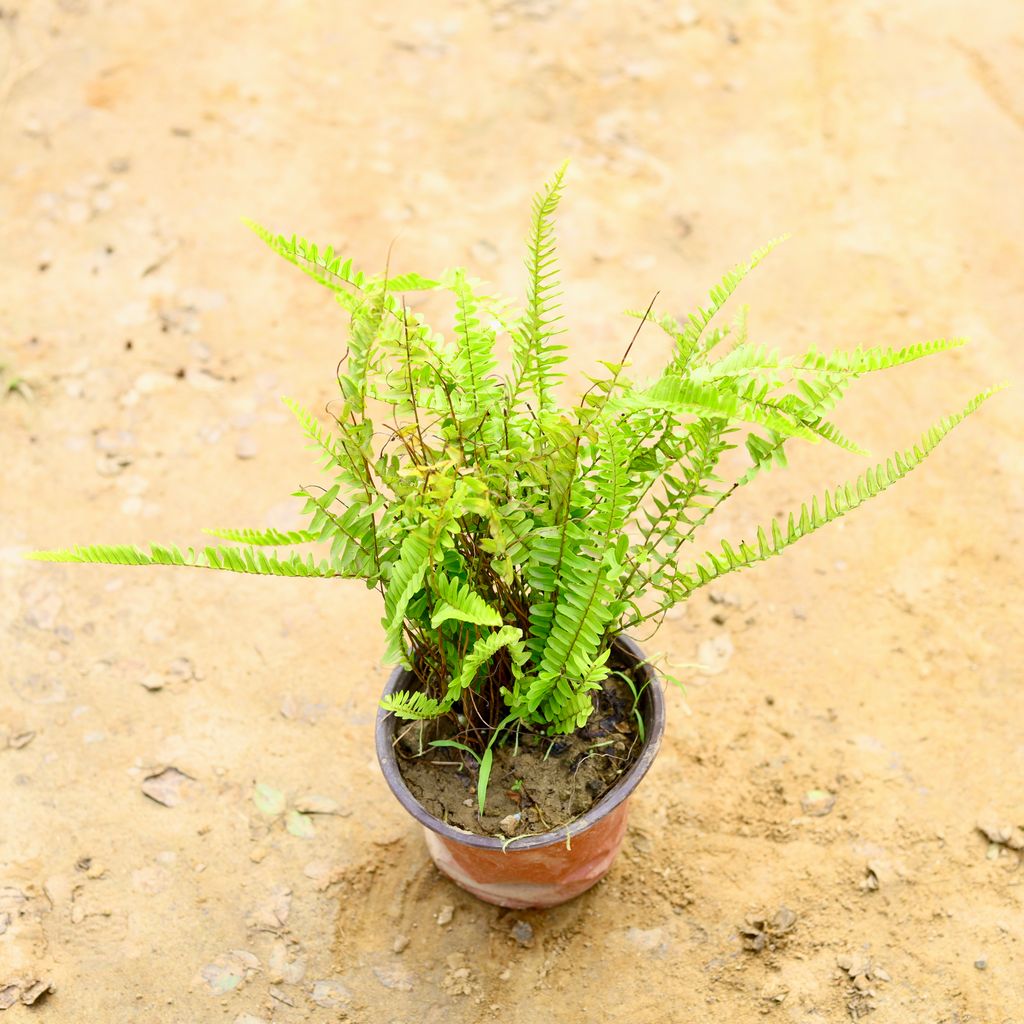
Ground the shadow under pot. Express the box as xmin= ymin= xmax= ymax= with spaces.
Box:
xmin=375 ymin=634 xmax=666 ymax=909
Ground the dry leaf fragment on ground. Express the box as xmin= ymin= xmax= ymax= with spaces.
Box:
xmin=140 ymin=767 xmax=194 ymax=807
xmin=740 ymin=906 xmax=797 ymax=952
xmin=246 ymin=885 xmax=291 ymax=931
xmin=199 ymin=950 xmax=260 ymax=995
xmin=0 ymin=978 xmax=55 ymax=1009
xmin=371 ymin=964 xmax=415 ymax=991
xmin=309 ymin=980 xmax=351 ymax=1008
xmin=862 ymin=858 xmax=900 ymax=891
xmin=837 ymin=954 xmax=890 ymax=1018
xmin=267 ymin=941 xmax=305 ymax=984
xmin=292 ymin=794 xmax=346 ymax=815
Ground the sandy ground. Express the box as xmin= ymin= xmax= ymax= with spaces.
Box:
xmin=2 ymin=1 xmax=1023 ymax=1021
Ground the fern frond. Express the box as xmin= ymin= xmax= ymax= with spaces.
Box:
xmin=672 ymin=237 xmax=786 ymax=368
xmin=799 ymin=337 xmax=966 ymax=376
xmin=430 ymin=575 xmax=502 ymax=629
xmin=243 ymin=220 xmax=368 ymax=312
xmin=283 ymin=397 xmax=371 ymax=491
xmin=443 ymin=626 xmax=528 ymax=704
xmin=632 ymin=377 xmax=816 ymax=440
xmin=381 ymin=689 xmax=451 ymax=720
xmin=384 ymin=271 xmax=440 ymax=292
xmin=668 ymin=386 xmax=1002 ymax=597
xmin=510 ymin=161 xmax=569 ymax=413
xmin=203 ymin=527 xmax=321 ymax=546
xmin=450 ymin=269 xmax=501 ymax=414
xmin=26 ymin=543 xmax=342 ymax=577
xmin=381 ymin=529 xmax=434 ymax=665
xmin=525 ymin=415 xmax=633 ymax=728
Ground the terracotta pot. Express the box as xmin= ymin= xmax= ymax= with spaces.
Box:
xmin=375 ymin=635 xmax=665 ymax=909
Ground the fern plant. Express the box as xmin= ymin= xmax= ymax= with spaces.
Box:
xmin=30 ymin=163 xmax=1000 ymax=748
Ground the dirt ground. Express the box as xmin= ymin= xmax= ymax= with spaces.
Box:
xmin=2 ymin=1 xmax=1023 ymax=1021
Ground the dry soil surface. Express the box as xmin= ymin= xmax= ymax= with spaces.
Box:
xmin=2 ymin=2 xmax=1023 ymax=1022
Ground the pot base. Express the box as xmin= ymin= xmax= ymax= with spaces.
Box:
xmin=421 ymin=800 xmax=631 ymax=909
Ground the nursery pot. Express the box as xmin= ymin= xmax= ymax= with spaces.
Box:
xmin=375 ymin=635 xmax=665 ymax=909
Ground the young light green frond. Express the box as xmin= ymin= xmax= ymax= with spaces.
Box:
xmin=790 ymin=414 xmax=867 ymax=455
xmin=632 ymin=377 xmax=816 ymax=441
xmin=243 ymin=219 xmax=368 ymax=312
xmin=430 ymin=574 xmax=502 ymax=629
xmin=799 ymin=337 xmax=966 ymax=375
xmin=672 ymin=237 xmax=787 ymax=368
xmin=668 ymin=386 xmax=1001 ymax=598
xmin=624 ymin=307 xmax=686 ymax=348
xmin=384 ymin=271 xmax=440 ymax=292
xmin=26 ymin=543 xmax=342 ymax=577
xmin=450 ymin=269 xmax=501 ymax=413
xmin=510 ymin=161 xmax=569 ymax=413
xmin=706 ymin=342 xmax=787 ymax=379
xmin=203 ymin=527 xmax=323 ymax=546
xmin=283 ymin=397 xmax=371 ymax=491
xmin=380 ymin=689 xmax=451 ymax=720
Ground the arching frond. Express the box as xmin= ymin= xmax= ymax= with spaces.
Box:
xmin=665 ymin=387 xmax=1001 ymax=598
xmin=26 ymin=544 xmax=342 ymax=577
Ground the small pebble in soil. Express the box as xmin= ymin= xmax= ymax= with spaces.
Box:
xmin=392 ymin=933 xmax=410 ymax=954
xmin=498 ymin=813 xmax=521 ymax=835
xmin=436 ymin=905 xmax=454 ymax=927
xmin=974 ymin=958 xmax=987 ymax=970
xmin=511 ymin=920 xmax=534 ymax=947
xmin=235 ymin=435 xmax=259 ymax=459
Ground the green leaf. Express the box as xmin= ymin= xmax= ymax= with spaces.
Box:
xmin=429 ymin=739 xmax=480 ymax=761
xmin=477 ymin=747 xmax=493 ymax=817
xmin=253 ymin=783 xmax=286 ymax=817
xmin=25 ymin=543 xmax=342 ymax=578
xmin=285 ymin=809 xmax=316 ymax=838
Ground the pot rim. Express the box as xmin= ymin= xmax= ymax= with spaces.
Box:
xmin=375 ymin=634 xmax=666 ymax=851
